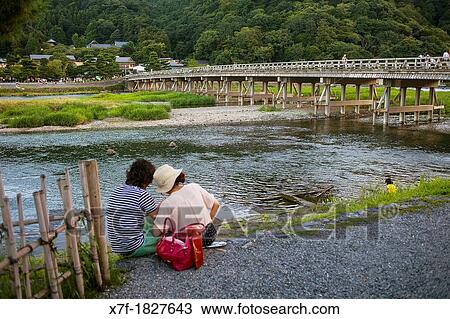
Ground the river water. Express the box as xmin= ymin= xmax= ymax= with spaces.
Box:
xmin=0 ymin=119 xmax=449 ymax=238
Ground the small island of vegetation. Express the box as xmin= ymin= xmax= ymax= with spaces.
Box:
xmin=0 ymin=92 xmax=215 ymax=128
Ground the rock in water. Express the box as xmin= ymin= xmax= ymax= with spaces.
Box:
xmin=106 ymin=148 xmax=117 ymax=156
xmin=169 ymin=141 xmax=177 ymax=148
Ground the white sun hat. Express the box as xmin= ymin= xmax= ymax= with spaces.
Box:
xmin=153 ymin=164 xmax=183 ymax=193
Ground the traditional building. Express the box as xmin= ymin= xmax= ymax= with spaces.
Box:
xmin=47 ymin=39 xmax=57 ymax=47
xmin=115 ymin=56 xmax=136 ymax=73
xmin=86 ymin=40 xmax=129 ymax=49
xmin=29 ymin=54 xmax=80 ymax=64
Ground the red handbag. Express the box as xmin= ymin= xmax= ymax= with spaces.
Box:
xmin=182 ymin=224 xmax=205 ymax=269
xmin=156 ymin=218 xmax=194 ymax=271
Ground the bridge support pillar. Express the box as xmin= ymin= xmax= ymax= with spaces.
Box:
xmin=355 ymin=85 xmax=361 ymax=114
xmin=249 ymin=78 xmax=255 ymax=106
xmin=428 ymin=87 xmax=435 ymax=121
xmin=340 ymin=84 xmax=347 ymax=115
xmin=399 ymin=87 xmax=407 ymax=124
xmin=296 ymin=83 xmax=302 ymax=108
xmin=282 ymin=79 xmax=288 ymax=109
xmin=383 ymin=86 xmax=391 ymax=125
xmin=238 ymin=81 xmax=244 ymax=106
xmin=324 ymin=84 xmax=331 ymax=116
xmin=263 ymin=82 xmax=268 ymax=105
xmin=368 ymin=85 xmax=375 ymax=110
xmin=312 ymin=83 xmax=318 ymax=115
xmin=414 ymin=88 xmax=421 ymax=122
xmin=224 ymin=79 xmax=230 ymax=105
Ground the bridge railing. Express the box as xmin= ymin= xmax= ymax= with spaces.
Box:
xmin=127 ymin=56 xmax=450 ymax=79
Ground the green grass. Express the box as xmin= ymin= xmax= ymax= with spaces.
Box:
xmin=0 ymin=91 xmax=213 ymax=128
xmin=259 ymin=105 xmax=282 ymax=112
xmin=298 ymin=176 xmax=450 ymax=224
xmin=0 ymin=82 xmax=126 ymax=97
xmin=94 ymin=91 xmax=215 ymax=108
xmin=0 ymin=246 xmax=125 ymax=298
xmin=108 ymin=103 xmax=170 ymax=121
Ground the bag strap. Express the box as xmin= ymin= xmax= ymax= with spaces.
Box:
xmin=162 ymin=217 xmax=175 ymax=235
xmin=180 ymin=223 xmax=205 ymax=233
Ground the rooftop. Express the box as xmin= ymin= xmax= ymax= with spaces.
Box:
xmin=116 ymin=56 xmax=134 ymax=63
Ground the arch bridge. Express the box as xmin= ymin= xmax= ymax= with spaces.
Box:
xmin=126 ymin=56 xmax=450 ymax=125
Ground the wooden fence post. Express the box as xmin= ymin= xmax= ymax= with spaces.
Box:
xmin=40 ymin=175 xmax=63 ymax=298
xmin=57 ymin=172 xmax=85 ymax=298
xmin=79 ymin=160 xmax=110 ymax=285
xmin=17 ymin=193 xmax=32 ymax=298
xmin=33 ymin=191 xmax=60 ymax=299
xmin=2 ymin=198 xmax=22 ymax=298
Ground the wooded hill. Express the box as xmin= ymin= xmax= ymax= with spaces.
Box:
xmin=2 ymin=0 xmax=450 ymax=64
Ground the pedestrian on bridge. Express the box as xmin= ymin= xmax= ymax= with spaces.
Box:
xmin=341 ymin=54 xmax=348 ymax=68
xmin=443 ymin=51 xmax=449 ymax=67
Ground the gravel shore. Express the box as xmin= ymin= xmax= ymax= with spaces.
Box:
xmin=102 ymin=203 xmax=450 ymax=299
xmin=0 ymin=105 xmax=315 ymax=134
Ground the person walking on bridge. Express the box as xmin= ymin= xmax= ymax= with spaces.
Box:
xmin=443 ymin=51 xmax=449 ymax=67
xmin=341 ymin=54 xmax=348 ymax=68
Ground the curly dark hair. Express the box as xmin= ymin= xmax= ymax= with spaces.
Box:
xmin=126 ymin=159 xmax=155 ymax=189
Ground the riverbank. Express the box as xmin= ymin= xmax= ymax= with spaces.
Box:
xmin=102 ymin=178 xmax=449 ymax=298
xmin=0 ymin=80 xmax=125 ymax=96
xmin=0 ymin=105 xmax=315 ymax=134
xmin=103 ymin=201 xmax=450 ymax=298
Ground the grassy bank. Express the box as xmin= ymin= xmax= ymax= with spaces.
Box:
xmin=0 ymin=91 xmax=214 ymax=128
xmin=219 ymin=177 xmax=450 ymax=237
xmin=0 ymin=246 xmax=125 ymax=298
xmin=303 ymin=176 xmax=450 ymax=222
xmin=0 ymin=82 xmax=126 ymax=96
xmin=94 ymin=91 xmax=216 ymax=108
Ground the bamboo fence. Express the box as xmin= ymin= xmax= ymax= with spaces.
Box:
xmin=0 ymin=160 xmax=110 ymax=299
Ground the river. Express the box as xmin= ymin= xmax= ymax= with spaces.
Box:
xmin=0 ymin=118 xmax=449 ymax=239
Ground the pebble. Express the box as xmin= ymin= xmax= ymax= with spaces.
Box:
xmin=106 ymin=148 xmax=117 ymax=156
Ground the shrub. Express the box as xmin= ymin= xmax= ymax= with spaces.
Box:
xmin=43 ymin=112 xmax=84 ymax=127
xmin=8 ymin=115 xmax=45 ymax=128
xmin=122 ymin=106 xmax=170 ymax=121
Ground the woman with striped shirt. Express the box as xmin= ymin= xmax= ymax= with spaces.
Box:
xmin=106 ymin=159 xmax=159 ymax=257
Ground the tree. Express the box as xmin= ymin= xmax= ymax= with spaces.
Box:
xmin=47 ymin=59 xmax=65 ymax=79
xmin=144 ymin=51 xmax=162 ymax=71
xmin=186 ymin=58 xmax=200 ymax=67
xmin=24 ymin=36 xmax=41 ymax=55
xmin=96 ymin=51 xmax=120 ymax=78
xmin=86 ymin=19 xmax=116 ymax=42
xmin=80 ymin=54 xmax=98 ymax=78
xmin=72 ymin=33 xmax=87 ymax=48
xmin=49 ymin=25 xmax=66 ymax=44
xmin=0 ymin=0 xmax=45 ymax=40
xmin=9 ymin=64 xmax=26 ymax=81
xmin=21 ymin=57 xmax=39 ymax=80
xmin=194 ymin=30 xmax=221 ymax=61
xmin=134 ymin=40 xmax=166 ymax=64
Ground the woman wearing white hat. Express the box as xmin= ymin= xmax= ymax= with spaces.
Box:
xmin=152 ymin=164 xmax=220 ymax=246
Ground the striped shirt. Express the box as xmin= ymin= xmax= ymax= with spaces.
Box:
xmin=106 ymin=184 xmax=157 ymax=255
